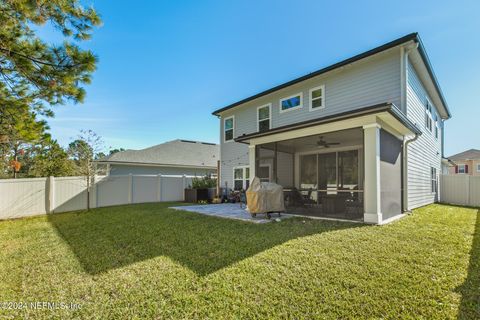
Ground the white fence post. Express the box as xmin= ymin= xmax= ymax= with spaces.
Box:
xmin=91 ymin=175 xmax=98 ymax=209
xmin=466 ymin=175 xmax=470 ymax=206
xmin=157 ymin=174 xmax=162 ymax=202
xmin=128 ymin=174 xmax=133 ymax=204
xmin=0 ymin=174 xmax=198 ymax=220
xmin=47 ymin=176 xmax=55 ymax=213
xmin=182 ymin=174 xmax=186 ymax=201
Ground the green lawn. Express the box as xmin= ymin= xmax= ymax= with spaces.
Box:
xmin=0 ymin=203 xmax=478 ymax=319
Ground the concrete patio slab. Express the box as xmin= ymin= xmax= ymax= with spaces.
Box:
xmin=169 ymin=203 xmax=293 ymax=224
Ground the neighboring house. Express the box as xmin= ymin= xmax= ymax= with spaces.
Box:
xmin=441 ymin=157 xmax=456 ymax=175
xmin=447 ymin=149 xmax=480 ymax=175
xmin=213 ymin=33 xmax=451 ymax=224
xmin=97 ymin=139 xmax=219 ymax=176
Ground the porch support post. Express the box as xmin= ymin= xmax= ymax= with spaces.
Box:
xmin=363 ymin=123 xmax=382 ymax=224
xmin=248 ymin=144 xmax=256 ymax=181
xmin=273 ymin=142 xmax=278 ymax=183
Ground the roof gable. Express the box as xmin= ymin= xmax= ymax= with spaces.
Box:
xmin=448 ymin=149 xmax=480 ymax=161
xmin=212 ymin=33 xmax=450 ymax=119
xmin=99 ymin=139 xmax=219 ymax=168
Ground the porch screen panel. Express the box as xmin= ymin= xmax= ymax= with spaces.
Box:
xmin=300 ymin=154 xmax=317 ymax=189
xmin=318 ymin=152 xmax=337 ymax=193
xmin=258 ymin=165 xmax=270 ymax=183
xmin=338 ymin=150 xmax=359 ymax=190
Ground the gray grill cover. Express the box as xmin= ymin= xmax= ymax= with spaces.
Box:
xmin=246 ymin=177 xmax=285 ymax=214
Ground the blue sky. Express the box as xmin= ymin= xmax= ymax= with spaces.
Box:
xmin=41 ymin=0 xmax=479 ymax=156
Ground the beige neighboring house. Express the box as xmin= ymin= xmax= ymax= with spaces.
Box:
xmin=447 ymin=149 xmax=480 ymax=176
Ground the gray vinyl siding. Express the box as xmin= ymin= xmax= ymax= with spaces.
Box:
xmin=109 ymin=164 xmax=215 ymax=177
xmin=219 ymin=120 xmax=250 ymax=190
xmin=220 ymin=50 xmax=401 ymax=189
xmin=406 ymin=59 xmax=442 ymax=210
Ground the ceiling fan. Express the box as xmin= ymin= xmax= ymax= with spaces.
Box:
xmin=309 ymin=136 xmax=341 ymax=148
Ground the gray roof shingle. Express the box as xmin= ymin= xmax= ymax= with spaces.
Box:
xmin=447 ymin=149 xmax=480 ymax=161
xmin=98 ymin=139 xmax=219 ymax=168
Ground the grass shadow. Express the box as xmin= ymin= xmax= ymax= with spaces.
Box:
xmin=457 ymin=209 xmax=480 ymax=319
xmin=47 ymin=202 xmax=360 ymax=276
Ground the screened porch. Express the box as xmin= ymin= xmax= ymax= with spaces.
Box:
xmin=254 ymin=128 xmax=364 ymax=221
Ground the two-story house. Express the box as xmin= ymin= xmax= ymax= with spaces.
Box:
xmin=213 ymin=33 xmax=451 ymax=224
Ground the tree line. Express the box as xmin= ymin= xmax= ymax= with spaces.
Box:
xmin=0 ymin=129 xmax=125 ymax=179
xmin=0 ymin=1 xmax=104 ymax=179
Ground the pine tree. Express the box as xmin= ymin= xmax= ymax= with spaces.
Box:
xmin=0 ymin=0 xmax=101 ymax=170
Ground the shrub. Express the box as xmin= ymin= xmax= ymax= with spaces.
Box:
xmin=191 ymin=175 xmax=216 ymax=189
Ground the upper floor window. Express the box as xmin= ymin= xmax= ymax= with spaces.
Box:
xmin=309 ymin=85 xmax=325 ymax=111
xmin=434 ymin=114 xmax=439 ymax=139
xmin=425 ymin=100 xmax=433 ymax=132
xmin=257 ymin=104 xmax=271 ymax=132
xmin=280 ymin=92 xmax=303 ymax=113
xmin=224 ymin=116 xmax=234 ymax=142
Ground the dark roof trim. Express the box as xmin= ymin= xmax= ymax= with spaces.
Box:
xmin=414 ymin=36 xmax=451 ymax=118
xmin=234 ymin=102 xmax=421 ymax=143
xmin=95 ymin=160 xmax=216 ymax=168
xmin=179 ymin=139 xmax=217 ymax=146
xmin=213 ymin=33 xmax=449 ymax=118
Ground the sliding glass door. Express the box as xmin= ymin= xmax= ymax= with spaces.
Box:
xmin=338 ymin=150 xmax=359 ymax=190
xmin=295 ymin=149 xmax=363 ymax=219
xmin=318 ymin=152 xmax=337 ymax=193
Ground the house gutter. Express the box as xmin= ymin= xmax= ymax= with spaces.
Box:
xmin=403 ymin=132 xmax=420 ymax=212
xmin=212 ymin=33 xmax=420 ymax=116
xmin=94 ymin=160 xmax=217 ymax=170
xmin=401 ymin=42 xmax=416 ymax=213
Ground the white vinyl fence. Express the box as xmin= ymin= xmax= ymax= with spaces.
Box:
xmin=0 ymin=174 xmax=194 ymax=220
xmin=440 ymin=174 xmax=480 ymax=207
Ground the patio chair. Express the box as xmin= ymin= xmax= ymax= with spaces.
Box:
xmin=285 ymin=188 xmax=316 ymax=208
xmin=345 ymin=196 xmax=363 ymax=219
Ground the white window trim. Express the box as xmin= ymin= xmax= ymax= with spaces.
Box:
xmin=223 ymin=115 xmax=235 ymax=143
xmin=233 ymin=166 xmax=249 ymax=190
xmin=257 ymin=103 xmax=272 ymax=132
xmin=477 ymin=163 xmax=480 ymax=172
xmin=425 ymin=98 xmax=434 ymax=133
xmin=458 ymin=164 xmax=466 ymax=174
xmin=279 ymin=92 xmax=303 ymax=113
xmin=309 ymin=85 xmax=325 ymax=111
xmin=431 ymin=167 xmax=437 ymax=194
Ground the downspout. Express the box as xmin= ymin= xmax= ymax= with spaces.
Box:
xmin=403 ymin=133 xmax=420 ymax=212
xmin=214 ymin=113 xmax=224 ymax=195
xmin=401 ymin=42 xmax=419 ymax=212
